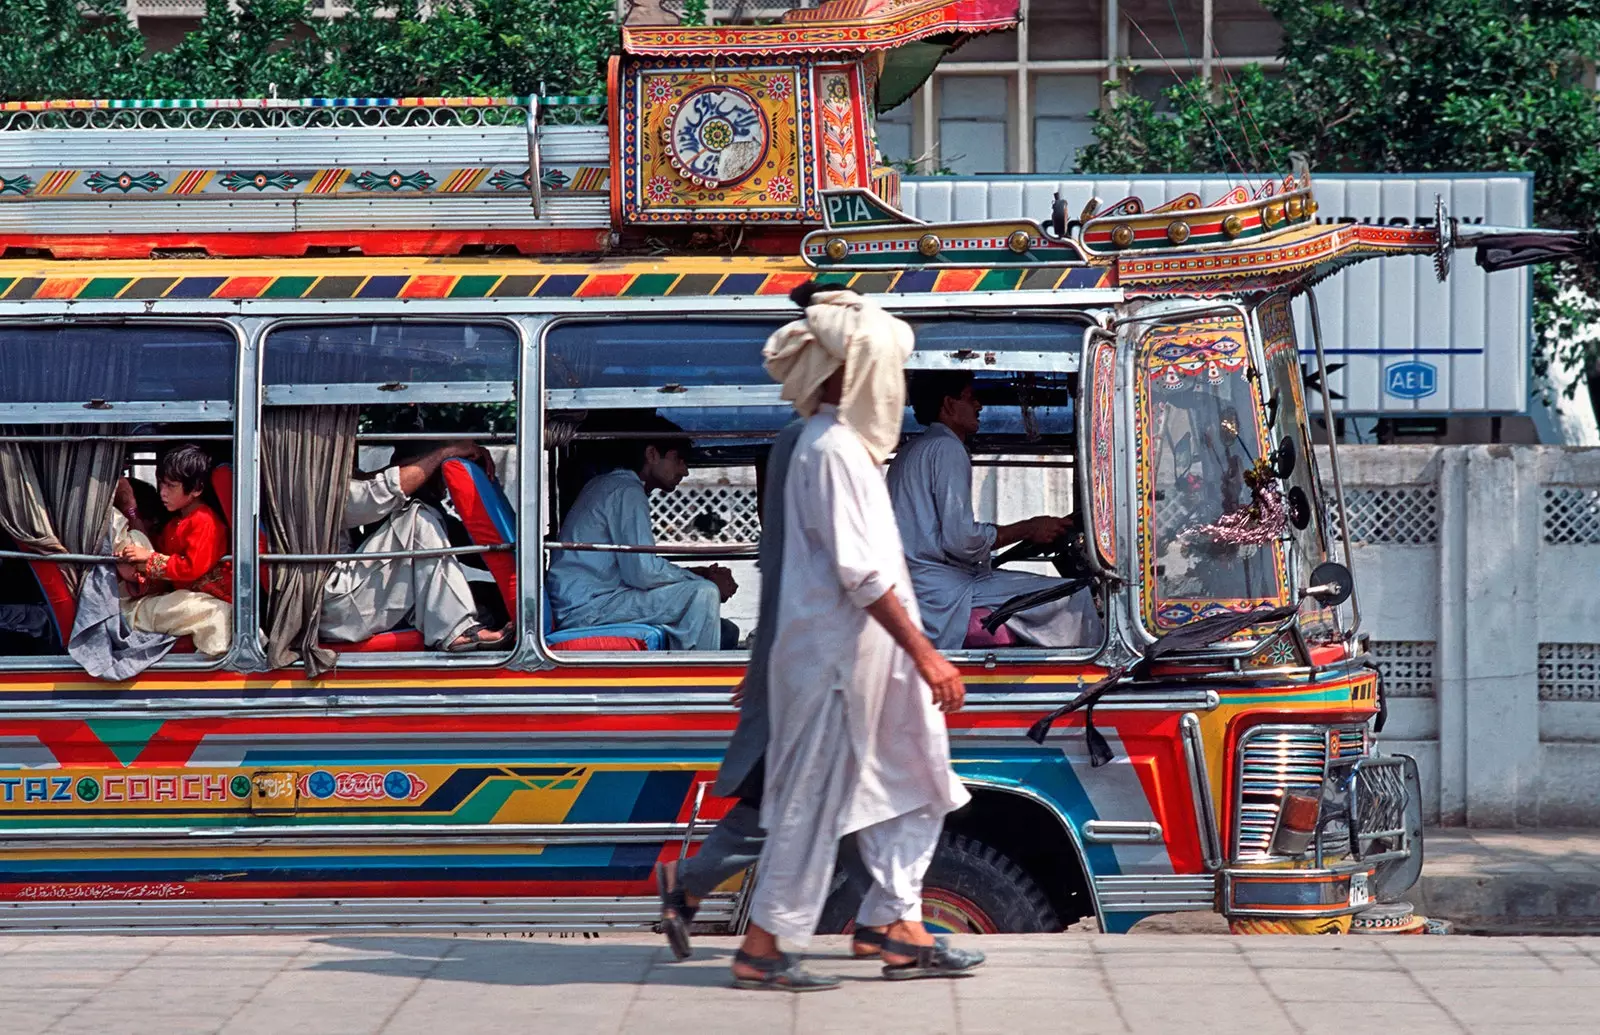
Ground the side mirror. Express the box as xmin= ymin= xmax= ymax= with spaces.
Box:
xmin=1272 ymin=435 xmax=1296 ymax=479
xmin=1304 ymin=560 xmax=1353 ymax=606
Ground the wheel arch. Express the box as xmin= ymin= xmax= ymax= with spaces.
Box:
xmin=950 ymin=779 xmax=1100 ymax=928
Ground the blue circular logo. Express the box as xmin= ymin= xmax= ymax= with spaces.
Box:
xmin=384 ymin=770 xmax=412 ymax=800
xmin=307 ymin=771 xmax=336 ymax=799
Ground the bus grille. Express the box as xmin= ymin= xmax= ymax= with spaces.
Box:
xmin=1234 ymin=724 xmax=1368 ymax=862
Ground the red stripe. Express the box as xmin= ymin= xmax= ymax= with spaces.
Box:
xmin=398 ymin=275 xmax=455 ymax=299
xmin=933 ymin=269 xmax=984 ymax=292
xmin=216 ymin=276 xmax=273 ymax=298
xmin=576 ymin=273 xmax=633 ymax=297
xmin=756 ymin=271 xmax=814 ymax=295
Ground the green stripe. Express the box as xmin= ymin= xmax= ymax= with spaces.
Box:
xmin=448 ymin=275 xmax=502 ymax=298
xmin=815 ymin=271 xmax=854 ymax=285
xmin=977 ymin=268 xmax=1024 ymax=291
xmin=1218 ymin=689 xmax=1355 ymax=705
xmin=262 ymin=275 xmax=316 ymax=298
xmin=77 ymin=277 xmax=130 ymax=299
xmin=624 ymin=273 xmax=678 ymax=296
xmin=0 ymin=278 xmax=13 ymax=297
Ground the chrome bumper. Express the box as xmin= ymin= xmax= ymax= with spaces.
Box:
xmin=1226 ymin=752 xmax=1424 ymax=918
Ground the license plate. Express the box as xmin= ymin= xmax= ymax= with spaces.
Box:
xmin=1348 ymin=872 xmax=1371 ymax=908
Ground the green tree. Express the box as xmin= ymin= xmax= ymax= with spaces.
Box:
xmin=0 ymin=0 xmax=619 ymax=101
xmin=1077 ymin=0 xmax=1600 ymax=415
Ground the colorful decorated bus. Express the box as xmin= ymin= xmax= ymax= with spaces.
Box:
xmin=0 ymin=0 xmax=1561 ymax=936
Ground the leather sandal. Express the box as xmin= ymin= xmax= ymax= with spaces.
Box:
xmin=730 ymin=950 xmax=840 ymax=992
xmin=879 ymin=936 xmax=986 ymax=980
xmin=655 ymin=862 xmax=695 ymax=960
xmin=851 ymin=927 xmax=949 ymax=958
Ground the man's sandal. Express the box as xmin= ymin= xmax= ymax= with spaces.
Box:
xmin=730 ymin=950 xmax=840 ymax=992
xmin=851 ymin=928 xmax=949 ymax=958
xmin=654 ymin=862 xmax=695 ymax=960
xmin=879 ymin=937 xmax=986 ymax=980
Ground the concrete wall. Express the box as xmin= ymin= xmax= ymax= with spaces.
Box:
xmin=1322 ymin=446 xmax=1600 ymax=827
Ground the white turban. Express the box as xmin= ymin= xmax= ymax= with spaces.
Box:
xmin=762 ymin=289 xmax=914 ymax=464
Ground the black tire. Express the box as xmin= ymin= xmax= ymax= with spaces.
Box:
xmin=816 ymin=832 xmax=1061 ymax=934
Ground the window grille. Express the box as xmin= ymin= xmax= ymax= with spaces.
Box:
xmin=1370 ymin=641 xmax=1436 ymax=699
xmin=1326 ymin=487 xmax=1439 ymax=545
xmin=651 ymin=470 xmax=759 ymax=545
xmin=1538 ymin=643 xmax=1600 ymax=702
xmin=1542 ymin=487 xmax=1600 ymax=545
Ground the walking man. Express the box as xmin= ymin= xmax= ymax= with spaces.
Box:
xmin=730 ymin=287 xmax=984 ymax=990
xmin=654 ymin=284 xmax=877 ymax=961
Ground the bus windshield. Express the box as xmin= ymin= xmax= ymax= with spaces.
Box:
xmin=1138 ymin=316 xmax=1288 ymax=632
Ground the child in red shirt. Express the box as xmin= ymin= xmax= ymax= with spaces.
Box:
xmin=115 ymin=444 xmax=233 ymax=655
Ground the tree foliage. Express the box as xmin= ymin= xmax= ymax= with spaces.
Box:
xmin=1077 ymin=0 xmax=1600 ymax=400
xmin=0 ymin=0 xmax=618 ymax=101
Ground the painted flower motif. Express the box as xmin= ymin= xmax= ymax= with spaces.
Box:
xmin=646 ymin=176 xmax=676 ymax=204
xmin=765 ymin=173 xmax=795 ymax=203
xmin=646 ymin=77 xmax=675 ymax=104
xmin=765 ymin=75 xmax=792 ymax=102
xmin=826 ymin=77 xmax=850 ymax=103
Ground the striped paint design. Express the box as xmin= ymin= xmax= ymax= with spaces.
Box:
xmin=0 ymin=265 xmax=1113 ymax=302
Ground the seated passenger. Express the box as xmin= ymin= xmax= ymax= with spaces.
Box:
xmin=319 ymin=441 xmax=510 ymax=653
xmin=113 ymin=445 xmax=233 ymax=656
xmin=886 ymin=372 xmax=1102 ymax=649
xmin=547 ymin=417 xmax=739 ymax=650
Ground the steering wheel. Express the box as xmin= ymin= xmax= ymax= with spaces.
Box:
xmin=993 ymin=528 xmax=1095 ymax=581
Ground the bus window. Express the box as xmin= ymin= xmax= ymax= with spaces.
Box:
xmin=0 ymin=323 xmax=239 ymax=673
xmin=540 ymin=314 xmax=1100 ymax=662
xmin=259 ymin=320 xmax=520 ymax=672
xmin=1137 ymin=316 xmax=1290 ymax=634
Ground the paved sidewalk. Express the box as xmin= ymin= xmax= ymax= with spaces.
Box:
xmin=1416 ymin=829 xmax=1600 ymax=930
xmin=0 ymin=932 xmax=1596 ymax=1034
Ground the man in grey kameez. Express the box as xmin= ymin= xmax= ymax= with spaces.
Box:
xmin=888 ymin=371 xmax=1102 ymax=649
xmin=730 ymin=288 xmax=984 ymax=991
xmin=319 ymin=441 xmax=508 ymax=652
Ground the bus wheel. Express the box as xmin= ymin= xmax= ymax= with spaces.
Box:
xmin=922 ymin=833 xmax=1061 ymax=934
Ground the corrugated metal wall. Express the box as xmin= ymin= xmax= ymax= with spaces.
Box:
xmin=900 ymin=174 xmax=1534 ymax=416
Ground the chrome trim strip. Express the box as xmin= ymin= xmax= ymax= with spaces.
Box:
xmin=0 ymin=895 xmax=737 ymax=934
xmin=0 ymin=821 xmax=697 ymax=846
xmin=1083 ymin=821 xmax=1163 ymax=844
xmin=1093 ymin=874 xmax=1215 ymax=913
xmin=1180 ymin=712 xmax=1223 ymax=871
xmin=263 ymin=381 xmax=516 ymax=406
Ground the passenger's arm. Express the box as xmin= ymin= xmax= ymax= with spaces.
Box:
xmin=394 ymin=440 xmax=491 ymax=497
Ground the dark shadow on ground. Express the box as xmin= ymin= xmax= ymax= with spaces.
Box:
xmin=306 ymin=934 xmax=742 ymax=987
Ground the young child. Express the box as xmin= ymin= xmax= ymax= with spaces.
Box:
xmin=114 ymin=444 xmax=233 ymax=656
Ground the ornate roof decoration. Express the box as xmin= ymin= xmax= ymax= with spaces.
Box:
xmin=621 ymin=0 xmax=1019 ymax=57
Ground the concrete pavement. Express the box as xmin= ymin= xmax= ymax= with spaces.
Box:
xmin=1415 ymin=830 xmax=1600 ymax=931
xmin=0 ymin=932 xmax=1596 ymax=1034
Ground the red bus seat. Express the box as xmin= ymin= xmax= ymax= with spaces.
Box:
xmin=962 ymin=607 xmax=1019 ymax=649
xmin=440 ymin=458 xmax=664 ymax=652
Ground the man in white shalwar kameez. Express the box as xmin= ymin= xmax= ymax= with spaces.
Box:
xmin=731 ymin=288 xmax=985 ymax=991
xmin=319 ymin=441 xmax=509 ymax=652
xmin=888 ymin=371 xmax=1103 ymax=649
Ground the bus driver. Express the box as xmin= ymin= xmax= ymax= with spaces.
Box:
xmin=886 ymin=372 xmax=1101 ymax=650
xmin=547 ymin=416 xmax=739 ymax=651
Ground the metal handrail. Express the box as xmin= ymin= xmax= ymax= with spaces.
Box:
xmin=544 ymin=540 xmax=758 ymax=557
xmin=263 ymin=544 xmax=511 ymax=563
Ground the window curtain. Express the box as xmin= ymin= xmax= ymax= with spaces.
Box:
xmin=261 ymin=405 xmax=358 ymax=676
xmin=33 ymin=425 xmax=123 ymax=593
xmin=0 ymin=437 xmax=63 ymax=555
xmin=0 ymin=426 xmax=122 ymax=596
